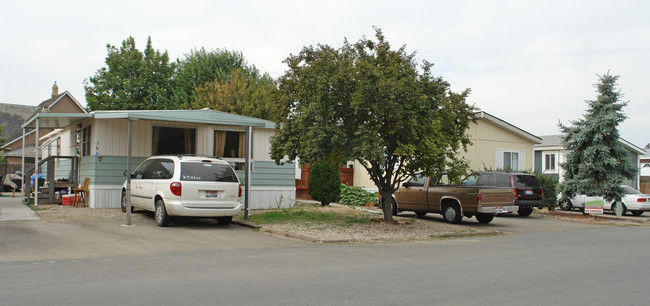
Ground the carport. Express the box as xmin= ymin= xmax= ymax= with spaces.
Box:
xmin=20 ymin=110 xmax=266 ymax=224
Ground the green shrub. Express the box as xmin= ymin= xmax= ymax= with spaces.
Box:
xmin=339 ymin=184 xmax=378 ymax=206
xmin=308 ymin=162 xmax=341 ymax=206
xmin=534 ymin=170 xmax=559 ymax=210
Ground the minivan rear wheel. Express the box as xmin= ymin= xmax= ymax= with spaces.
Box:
xmin=216 ymin=216 xmax=233 ymax=225
xmin=155 ymin=199 xmax=171 ymax=227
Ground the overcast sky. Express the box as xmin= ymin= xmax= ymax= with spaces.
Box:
xmin=1 ymin=0 xmax=648 ymax=147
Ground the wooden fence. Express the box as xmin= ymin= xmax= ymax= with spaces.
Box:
xmin=295 ymin=166 xmax=354 ymax=200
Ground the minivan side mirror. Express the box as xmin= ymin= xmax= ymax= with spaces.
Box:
xmin=402 ymin=182 xmax=411 ymax=188
xmin=123 ymin=170 xmax=127 ymax=177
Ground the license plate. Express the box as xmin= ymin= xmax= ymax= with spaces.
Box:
xmin=525 ymin=190 xmax=533 ymax=195
xmin=205 ymin=191 xmax=219 ymax=198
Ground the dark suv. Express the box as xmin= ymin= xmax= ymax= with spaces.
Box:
xmin=463 ymin=171 xmax=543 ymax=216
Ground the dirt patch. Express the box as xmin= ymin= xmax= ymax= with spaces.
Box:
xmin=239 ymin=203 xmax=501 ymax=243
xmin=34 ymin=204 xmax=131 ymax=221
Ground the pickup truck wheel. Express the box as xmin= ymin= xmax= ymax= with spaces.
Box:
xmin=518 ymin=207 xmax=533 ymax=217
xmin=559 ymin=200 xmax=573 ymax=211
xmin=390 ymin=198 xmax=398 ymax=216
xmin=475 ymin=214 xmax=494 ymax=224
xmin=442 ymin=204 xmax=462 ymax=224
xmin=631 ymin=211 xmax=644 ymax=216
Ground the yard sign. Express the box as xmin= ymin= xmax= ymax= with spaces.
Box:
xmin=584 ymin=197 xmax=604 ymax=214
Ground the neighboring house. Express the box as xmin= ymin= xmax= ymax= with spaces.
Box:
xmin=1 ymin=82 xmax=87 ymax=164
xmin=534 ymin=135 xmax=645 ymax=189
xmin=353 ymin=111 xmax=542 ymax=189
xmin=21 ymin=109 xmax=295 ymax=209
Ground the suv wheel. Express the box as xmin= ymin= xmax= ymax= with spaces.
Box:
xmin=155 ymin=199 xmax=171 ymax=227
xmin=518 ymin=206 xmax=533 ymax=217
xmin=475 ymin=214 xmax=494 ymax=224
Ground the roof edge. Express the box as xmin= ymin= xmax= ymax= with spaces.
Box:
xmin=474 ymin=111 xmax=542 ymax=144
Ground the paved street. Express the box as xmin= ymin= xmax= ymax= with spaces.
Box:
xmin=1 ymin=204 xmax=649 ymax=305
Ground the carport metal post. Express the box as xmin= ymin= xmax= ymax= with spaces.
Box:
xmin=21 ymin=128 xmax=25 ymax=201
xmin=125 ymin=118 xmax=133 ymax=225
xmin=244 ymin=126 xmax=252 ymax=219
xmin=34 ymin=118 xmax=39 ymax=207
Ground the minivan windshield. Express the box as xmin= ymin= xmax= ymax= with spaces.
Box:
xmin=180 ymin=162 xmax=238 ymax=182
xmin=514 ymin=175 xmax=540 ymax=187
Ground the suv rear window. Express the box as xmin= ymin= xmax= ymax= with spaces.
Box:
xmin=513 ymin=175 xmax=540 ymax=188
xmin=180 ymin=162 xmax=238 ymax=182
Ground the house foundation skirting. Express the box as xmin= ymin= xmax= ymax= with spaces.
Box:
xmin=87 ymin=185 xmax=296 ymax=209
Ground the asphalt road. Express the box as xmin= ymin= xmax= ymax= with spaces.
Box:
xmin=1 ymin=215 xmax=649 ymax=305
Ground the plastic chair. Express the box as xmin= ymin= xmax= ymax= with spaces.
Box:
xmin=73 ymin=178 xmax=90 ymax=207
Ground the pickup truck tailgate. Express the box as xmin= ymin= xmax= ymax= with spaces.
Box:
xmin=479 ymin=188 xmax=514 ymax=207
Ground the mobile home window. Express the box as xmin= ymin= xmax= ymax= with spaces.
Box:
xmin=81 ymin=126 xmax=91 ymax=156
xmin=214 ymin=131 xmax=245 ymax=158
xmin=152 ymin=126 xmax=196 ymax=155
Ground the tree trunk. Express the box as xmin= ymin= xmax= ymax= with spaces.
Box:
xmin=379 ymin=190 xmax=395 ymax=223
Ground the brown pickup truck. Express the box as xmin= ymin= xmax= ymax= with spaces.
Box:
xmin=391 ymin=173 xmax=518 ymax=224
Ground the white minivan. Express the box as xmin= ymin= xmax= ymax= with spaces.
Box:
xmin=121 ymin=155 xmax=242 ymax=226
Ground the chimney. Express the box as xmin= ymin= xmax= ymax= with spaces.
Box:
xmin=51 ymin=81 xmax=59 ymax=99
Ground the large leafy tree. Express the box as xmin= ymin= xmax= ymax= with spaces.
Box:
xmin=271 ymin=28 xmax=475 ymax=222
xmin=171 ymin=48 xmax=253 ymax=107
xmin=559 ymin=72 xmax=636 ymax=203
xmin=85 ymin=37 xmax=175 ymax=110
xmin=185 ymin=68 xmax=282 ymax=121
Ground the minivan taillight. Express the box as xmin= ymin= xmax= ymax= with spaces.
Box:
xmin=170 ymin=182 xmax=182 ymax=196
xmin=238 ymin=185 xmax=242 ymax=198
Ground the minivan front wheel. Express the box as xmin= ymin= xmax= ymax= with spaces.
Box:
xmin=155 ymin=199 xmax=171 ymax=227
xmin=121 ymin=191 xmax=133 ymax=213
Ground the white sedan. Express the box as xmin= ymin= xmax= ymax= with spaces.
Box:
xmin=559 ymin=185 xmax=650 ymax=216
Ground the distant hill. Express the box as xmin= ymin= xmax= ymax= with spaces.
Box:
xmin=0 ymin=103 xmax=38 ymax=142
